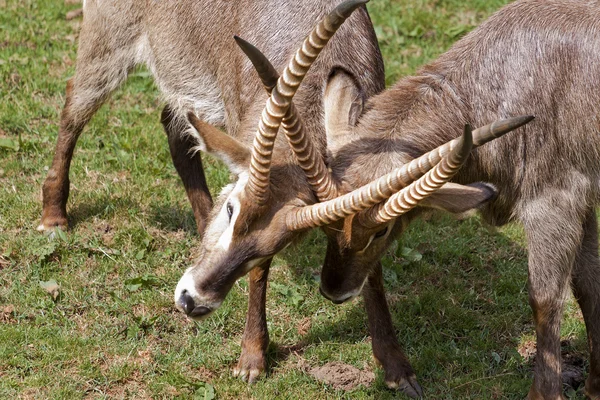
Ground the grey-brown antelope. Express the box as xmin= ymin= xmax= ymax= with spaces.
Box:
xmin=266 ymin=0 xmax=599 ymax=398
xmin=172 ymin=1 xmax=532 ymax=397
xmin=38 ymin=0 xmax=384 ymax=386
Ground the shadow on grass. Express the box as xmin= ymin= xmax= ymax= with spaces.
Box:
xmin=68 ymin=195 xmax=136 ymax=230
xmin=148 ymin=203 xmax=198 ymax=235
xmin=68 ymin=190 xmax=199 ymax=235
xmin=268 ymin=214 xmax=590 ymax=397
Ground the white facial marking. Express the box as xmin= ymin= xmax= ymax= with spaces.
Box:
xmin=216 ymin=172 xmax=249 ymax=250
xmin=325 ymin=274 xmax=370 ymax=304
xmin=344 ymin=274 xmax=369 ymax=301
xmin=173 ymin=267 xmax=199 ymax=309
xmin=359 ymin=226 xmax=391 ymax=254
xmin=359 ymin=235 xmax=375 ymax=253
xmin=174 ymin=267 xmax=223 ymax=317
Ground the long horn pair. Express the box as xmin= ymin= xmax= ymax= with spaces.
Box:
xmin=235 ymin=37 xmax=338 ymax=201
xmin=285 ymin=115 xmax=533 ymax=231
xmin=245 ymin=0 xmax=366 ymax=204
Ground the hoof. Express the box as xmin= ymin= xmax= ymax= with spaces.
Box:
xmin=233 ymin=348 xmax=267 ymax=384
xmin=232 ymin=365 xmax=264 ymax=384
xmin=386 ymin=374 xmax=423 ymax=398
xmin=37 ymin=215 xmax=68 ymax=232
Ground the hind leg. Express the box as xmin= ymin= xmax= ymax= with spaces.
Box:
xmin=571 ymin=209 xmax=600 ymax=399
xmin=160 ymin=107 xmax=213 ymax=235
xmin=39 ymin=3 xmax=139 ymax=231
xmin=521 ymin=193 xmax=587 ymax=399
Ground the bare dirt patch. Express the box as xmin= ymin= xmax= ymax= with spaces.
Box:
xmin=309 ymin=361 xmax=375 ymax=391
xmin=296 ymin=317 xmax=311 ymax=336
xmin=517 ymin=338 xmax=536 ymax=360
xmin=1 ymin=304 xmax=15 ymax=323
xmin=517 ymin=339 xmax=586 ymax=390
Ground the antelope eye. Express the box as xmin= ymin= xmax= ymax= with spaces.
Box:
xmin=226 ymin=203 xmax=234 ymax=220
xmin=374 ymin=226 xmax=388 ymax=239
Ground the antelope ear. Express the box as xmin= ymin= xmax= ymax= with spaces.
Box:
xmin=187 ymin=113 xmax=250 ymax=175
xmin=324 ymin=68 xmax=366 ymax=156
xmin=420 ymin=182 xmax=497 ymax=213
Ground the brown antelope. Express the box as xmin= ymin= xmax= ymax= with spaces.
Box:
xmin=38 ymin=0 xmax=385 ymax=235
xmin=173 ymin=2 xmax=532 ymax=397
xmin=265 ymin=0 xmax=599 ymax=398
xmin=40 ymin=0 xmax=383 ymax=387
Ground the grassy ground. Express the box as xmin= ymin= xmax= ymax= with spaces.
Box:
xmin=0 ymin=0 xmax=590 ymax=398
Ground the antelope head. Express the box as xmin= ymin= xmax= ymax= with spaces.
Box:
xmin=307 ymin=70 xmax=534 ymax=303
xmin=174 ymin=0 xmax=365 ymax=319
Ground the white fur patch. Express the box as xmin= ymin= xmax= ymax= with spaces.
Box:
xmin=173 ymin=266 xmax=223 ymax=317
xmin=134 ymin=34 xmax=150 ymax=65
xmin=242 ymin=256 xmax=268 ymax=274
xmin=186 ymin=124 xmax=207 ymax=153
xmin=173 ymin=266 xmax=199 ymax=310
xmin=359 ymin=235 xmax=375 ymax=253
xmin=343 ymin=275 xmax=369 ymax=302
xmin=323 ymin=274 xmax=369 ymax=304
xmin=216 ymin=173 xmax=249 ymax=250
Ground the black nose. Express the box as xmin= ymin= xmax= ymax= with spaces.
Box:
xmin=179 ymin=289 xmax=196 ymax=315
xmin=179 ymin=290 xmax=212 ymax=318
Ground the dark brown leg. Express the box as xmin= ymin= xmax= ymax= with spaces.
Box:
xmin=362 ymin=262 xmax=422 ymax=398
xmin=39 ymin=78 xmax=110 ymax=231
xmin=160 ymin=106 xmax=213 ymax=235
xmin=571 ymin=210 xmax=600 ymax=399
xmin=233 ymin=259 xmax=271 ymax=383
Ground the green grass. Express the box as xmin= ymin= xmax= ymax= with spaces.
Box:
xmin=0 ymin=0 xmax=590 ymax=398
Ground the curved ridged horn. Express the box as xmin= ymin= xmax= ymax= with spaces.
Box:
xmin=285 ymin=115 xmax=533 ymax=231
xmin=235 ymin=36 xmax=339 ymax=201
xmin=472 ymin=114 xmax=533 ymax=146
xmin=245 ymin=0 xmax=367 ymax=204
xmin=364 ymin=125 xmax=474 ymax=225
xmin=234 ymin=36 xmax=279 ymax=93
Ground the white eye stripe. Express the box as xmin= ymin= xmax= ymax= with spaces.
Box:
xmin=359 ymin=235 xmax=375 ymax=253
xmin=216 ymin=173 xmax=248 ymax=250
xmin=359 ymin=226 xmax=389 ymax=253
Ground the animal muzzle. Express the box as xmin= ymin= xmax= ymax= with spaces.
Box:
xmin=319 ymin=285 xmax=358 ymax=305
xmin=177 ymin=289 xmax=213 ymax=319
xmin=173 ymin=267 xmax=221 ymax=320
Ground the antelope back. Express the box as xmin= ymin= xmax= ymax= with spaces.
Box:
xmin=79 ymin=0 xmax=382 ymax=139
xmin=317 ymin=0 xmax=600 ymax=301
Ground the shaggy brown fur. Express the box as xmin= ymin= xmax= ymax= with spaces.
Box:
xmin=320 ymin=1 xmax=600 ymax=398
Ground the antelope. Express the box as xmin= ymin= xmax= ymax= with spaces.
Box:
xmin=40 ymin=0 xmax=384 ymax=387
xmin=173 ymin=1 xmax=532 ymax=397
xmin=38 ymin=0 xmax=385 ymax=235
xmin=269 ymin=0 xmax=600 ymax=398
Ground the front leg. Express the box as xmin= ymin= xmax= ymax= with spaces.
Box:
xmin=233 ymin=259 xmax=271 ymax=383
xmin=362 ymin=262 xmax=423 ymax=398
